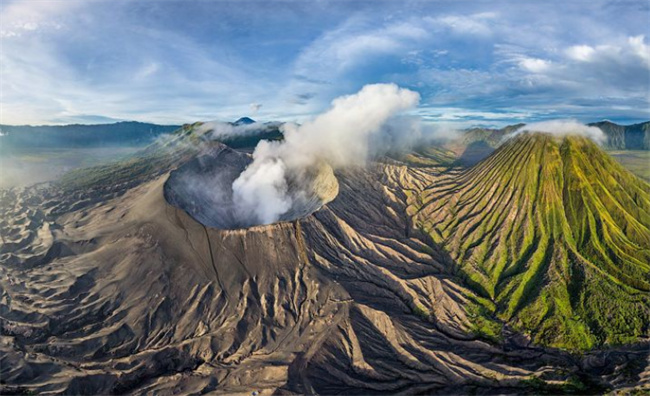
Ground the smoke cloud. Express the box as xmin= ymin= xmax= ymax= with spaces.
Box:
xmin=373 ymin=115 xmax=462 ymax=153
xmin=195 ymin=120 xmax=278 ymax=141
xmin=232 ymin=83 xmax=420 ymax=225
xmin=508 ymin=119 xmax=606 ymax=144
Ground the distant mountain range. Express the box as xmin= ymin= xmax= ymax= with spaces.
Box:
xmin=2 ymin=119 xmax=648 ymax=155
xmin=0 ymin=118 xmax=280 ymax=152
xmin=0 ymin=121 xmax=181 ymax=151
xmin=588 ymin=120 xmax=650 ymax=150
xmin=457 ymin=121 xmax=650 ymax=151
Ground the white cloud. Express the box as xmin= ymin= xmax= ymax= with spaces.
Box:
xmin=293 ymin=17 xmax=429 ymax=76
xmin=519 ymin=58 xmax=552 ymax=73
xmin=249 ymin=103 xmax=262 ymax=114
xmin=22 ymin=22 xmax=39 ymax=31
xmin=0 ymin=0 xmax=77 ymax=38
xmin=509 ymin=119 xmax=606 ymax=144
xmin=134 ymin=62 xmax=160 ymax=80
xmin=0 ymin=30 xmax=18 ymax=38
xmin=628 ymin=35 xmax=650 ymax=66
xmin=566 ymin=45 xmax=596 ymax=61
xmin=565 ymin=36 xmax=649 ymax=68
xmin=0 ymin=2 xmax=648 ymax=125
xmin=427 ymin=12 xmax=497 ymax=36
xmin=232 ymin=83 xmax=420 ymax=225
xmin=417 ymin=106 xmax=534 ymax=123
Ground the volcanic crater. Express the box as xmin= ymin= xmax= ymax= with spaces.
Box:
xmin=163 ymin=145 xmax=339 ymax=229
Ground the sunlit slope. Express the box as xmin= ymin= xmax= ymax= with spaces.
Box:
xmin=414 ymin=132 xmax=650 ymax=350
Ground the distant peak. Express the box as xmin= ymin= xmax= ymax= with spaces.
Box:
xmin=234 ymin=117 xmax=256 ymax=126
xmin=591 ymin=120 xmax=617 ymax=125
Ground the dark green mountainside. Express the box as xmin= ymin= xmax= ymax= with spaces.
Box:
xmin=588 ymin=120 xmax=650 ymax=150
xmin=414 ymin=133 xmax=650 ymax=350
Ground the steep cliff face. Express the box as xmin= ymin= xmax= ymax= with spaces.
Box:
xmin=587 ymin=121 xmax=650 ymax=150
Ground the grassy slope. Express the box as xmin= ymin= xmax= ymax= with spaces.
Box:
xmin=393 ymin=145 xmax=458 ymax=168
xmin=414 ymin=133 xmax=650 ymax=350
xmin=608 ymin=150 xmax=650 ymax=181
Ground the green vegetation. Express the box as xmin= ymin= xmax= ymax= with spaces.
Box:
xmin=466 ymin=302 xmax=503 ymax=343
xmin=414 ymin=133 xmax=650 ymax=350
xmin=608 ymin=150 xmax=650 ymax=181
xmin=412 ymin=304 xmax=430 ymax=319
xmin=517 ymin=375 xmax=596 ymax=394
xmin=394 ymin=145 xmax=458 ymax=168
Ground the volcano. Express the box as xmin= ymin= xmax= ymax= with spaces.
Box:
xmin=414 ymin=132 xmax=650 ymax=349
xmin=234 ymin=116 xmax=256 ymax=126
xmin=1 ymin=126 xmax=649 ymax=395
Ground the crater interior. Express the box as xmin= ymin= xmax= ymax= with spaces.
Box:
xmin=164 ymin=145 xmax=339 ymax=229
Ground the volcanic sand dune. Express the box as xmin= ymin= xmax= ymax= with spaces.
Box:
xmin=1 ymin=135 xmax=649 ymax=394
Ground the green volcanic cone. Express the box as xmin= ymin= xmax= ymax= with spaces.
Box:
xmin=415 ymin=132 xmax=650 ymax=350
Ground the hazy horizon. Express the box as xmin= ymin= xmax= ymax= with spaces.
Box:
xmin=1 ymin=117 xmax=649 ymax=129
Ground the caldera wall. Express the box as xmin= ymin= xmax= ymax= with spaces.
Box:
xmin=164 ymin=144 xmax=339 ymax=229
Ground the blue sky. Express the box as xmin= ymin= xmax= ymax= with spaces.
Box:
xmin=1 ymin=0 xmax=649 ymax=126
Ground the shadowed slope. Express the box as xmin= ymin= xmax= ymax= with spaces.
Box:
xmin=414 ymin=133 xmax=650 ymax=349
xmin=588 ymin=121 xmax=650 ymax=150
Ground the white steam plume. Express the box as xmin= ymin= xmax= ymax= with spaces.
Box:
xmin=196 ymin=120 xmax=277 ymax=140
xmin=508 ymin=119 xmax=606 ymax=144
xmin=232 ymin=83 xmax=420 ymax=225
